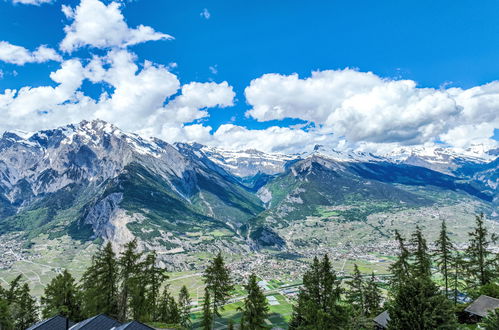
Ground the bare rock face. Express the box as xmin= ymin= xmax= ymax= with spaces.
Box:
xmin=0 ymin=119 xmax=497 ymax=253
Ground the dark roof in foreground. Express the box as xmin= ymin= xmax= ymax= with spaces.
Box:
xmin=113 ymin=321 xmax=155 ymax=330
xmin=373 ymin=310 xmax=390 ymax=328
xmin=69 ymin=314 xmax=121 ymax=330
xmin=465 ymin=295 xmax=499 ymax=317
xmin=27 ymin=315 xmax=74 ymax=330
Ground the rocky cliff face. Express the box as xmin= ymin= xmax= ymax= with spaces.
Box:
xmin=0 ymin=120 xmax=497 ymax=253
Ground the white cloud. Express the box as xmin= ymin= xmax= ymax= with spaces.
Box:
xmin=60 ymin=0 xmax=173 ymax=52
xmin=244 ymin=69 xmax=499 ymax=149
xmin=11 ymin=0 xmax=53 ymax=5
xmin=0 ymin=41 xmax=62 ymax=65
xmin=200 ymin=8 xmax=211 ymax=19
xmin=0 ymin=48 xmax=236 ymax=144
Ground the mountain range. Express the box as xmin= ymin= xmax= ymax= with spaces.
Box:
xmin=0 ymin=120 xmax=497 ymax=257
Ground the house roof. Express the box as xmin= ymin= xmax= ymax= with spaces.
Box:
xmin=373 ymin=310 xmax=390 ymax=328
xmin=69 ymin=314 xmax=121 ymax=330
xmin=112 ymin=321 xmax=155 ymax=330
xmin=27 ymin=315 xmax=74 ymax=330
xmin=465 ymin=295 xmax=499 ymax=317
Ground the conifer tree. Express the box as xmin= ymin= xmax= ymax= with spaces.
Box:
xmin=364 ymin=272 xmax=382 ymax=317
xmin=240 ymin=274 xmax=269 ymax=330
xmin=118 ymin=239 xmax=142 ymax=322
xmin=451 ymin=253 xmax=463 ymax=305
xmin=465 ymin=213 xmax=494 ymax=287
xmin=143 ymin=251 xmax=168 ymax=321
xmin=41 ymin=269 xmax=82 ymax=321
xmin=203 ymin=252 xmax=234 ymax=317
xmin=388 ymin=229 xmax=457 ymax=329
xmin=201 ymin=288 xmax=213 ymax=330
xmin=0 ymin=276 xmax=38 ymax=329
xmin=81 ymin=242 xmax=119 ymax=318
xmin=12 ymin=283 xmax=38 ymax=329
xmin=0 ymin=296 xmax=12 ymax=330
xmin=434 ymin=220 xmax=455 ymax=297
xmin=345 ymin=264 xmax=365 ymax=314
xmin=178 ymin=285 xmax=192 ymax=328
xmin=389 ymin=231 xmax=410 ymax=290
xmin=159 ymin=286 xmax=180 ymax=324
xmin=289 ymin=255 xmax=348 ymax=329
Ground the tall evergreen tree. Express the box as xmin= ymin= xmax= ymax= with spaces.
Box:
xmin=364 ymin=272 xmax=382 ymax=317
xmin=465 ymin=213 xmax=494 ymax=287
xmin=203 ymin=252 xmax=234 ymax=317
xmin=117 ymin=239 xmax=142 ymax=322
xmin=0 ymin=276 xmax=38 ymax=329
xmin=389 ymin=231 xmax=410 ymax=290
xmin=345 ymin=264 xmax=365 ymax=314
xmin=158 ymin=285 xmax=180 ymax=324
xmin=451 ymin=252 xmax=465 ymax=305
xmin=434 ymin=220 xmax=455 ymax=297
xmin=388 ymin=229 xmax=457 ymax=329
xmin=12 ymin=283 xmax=38 ymax=329
xmin=289 ymin=255 xmax=348 ymax=329
xmin=240 ymin=274 xmax=269 ymax=330
xmin=201 ymin=288 xmax=213 ymax=330
xmin=178 ymin=285 xmax=192 ymax=329
xmin=81 ymin=242 xmax=119 ymax=318
xmin=143 ymin=251 xmax=168 ymax=321
xmin=0 ymin=296 xmax=12 ymax=330
xmin=41 ymin=270 xmax=82 ymax=321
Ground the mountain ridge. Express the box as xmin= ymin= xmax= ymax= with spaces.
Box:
xmin=0 ymin=120 xmax=497 ymax=260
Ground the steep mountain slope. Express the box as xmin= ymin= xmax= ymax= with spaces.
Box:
xmin=0 ymin=121 xmax=496 ymax=258
xmin=0 ymin=120 xmax=263 ymax=250
xmin=248 ymin=154 xmax=496 ymax=248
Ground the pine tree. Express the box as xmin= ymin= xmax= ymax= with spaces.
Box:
xmin=434 ymin=220 xmax=455 ymax=297
xmin=364 ymin=272 xmax=382 ymax=317
xmin=465 ymin=213 xmax=494 ymax=287
xmin=289 ymin=255 xmax=348 ymax=329
xmin=81 ymin=242 xmax=119 ymax=318
xmin=143 ymin=251 xmax=168 ymax=321
xmin=203 ymin=252 xmax=234 ymax=317
xmin=201 ymin=288 xmax=213 ymax=330
xmin=240 ymin=274 xmax=269 ymax=330
xmin=388 ymin=229 xmax=457 ymax=329
xmin=117 ymin=239 xmax=142 ymax=322
xmin=0 ymin=276 xmax=38 ymax=329
xmin=41 ymin=269 xmax=82 ymax=321
xmin=0 ymin=296 xmax=12 ymax=330
xmin=345 ymin=264 xmax=365 ymax=314
xmin=159 ymin=286 xmax=180 ymax=324
xmin=12 ymin=283 xmax=38 ymax=329
xmin=178 ymin=285 xmax=192 ymax=328
xmin=389 ymin=231 xmax=410 ymax=290
xmin=451 ymin=252 xmax=465 ymax=305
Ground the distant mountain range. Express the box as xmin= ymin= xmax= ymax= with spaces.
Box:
xmin=0 ymin=120 xmax=497 ymax=253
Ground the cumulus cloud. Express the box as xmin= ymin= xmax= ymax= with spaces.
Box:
xmin=11 ymin=0 xmax=53 ymax=5
xmin=244 ymin=69 xmax=499 ymax=149
xmin=60 ymin=0 xmax=173 ymax=52
xmin=0 ymin=48 xmax=236 ymax=144
xmin=0 ymin=0 xmax=497 ymax=154
xmin=0 ymin=41 xmax=62 ymax=65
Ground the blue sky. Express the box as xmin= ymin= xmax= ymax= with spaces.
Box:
xmin=0 ymin=0 xmax=497 ymax=152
